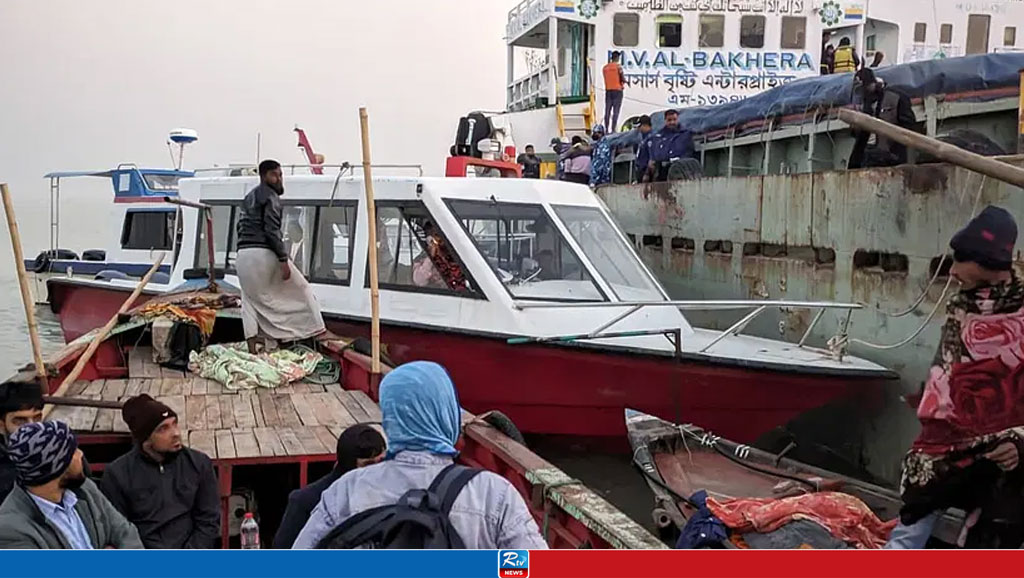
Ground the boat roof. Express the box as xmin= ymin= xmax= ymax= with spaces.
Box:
xmin=44 ymin=167 xmax=194 ymax=203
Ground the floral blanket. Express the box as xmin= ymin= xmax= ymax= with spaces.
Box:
xmin=900 ymin=277 xmax=1024 ymax=521
xmin=188 ymin=343 xmax=323 ymax=391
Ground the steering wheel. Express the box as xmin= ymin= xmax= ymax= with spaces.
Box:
xmin=517 ymin=268 xmax=543 ymax=285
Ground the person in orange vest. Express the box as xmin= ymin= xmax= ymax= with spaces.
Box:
xmin=832 ymin=37 xmax=861 ymax=73
xmin=602 ymin=52 xmax=626 ymax=133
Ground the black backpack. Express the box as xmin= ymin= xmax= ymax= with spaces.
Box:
xmin=315 ymin=464 xmax=482 ymax=549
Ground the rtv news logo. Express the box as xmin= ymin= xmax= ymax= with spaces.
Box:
xmin=498 ymin=549 xmax=530 ymax=578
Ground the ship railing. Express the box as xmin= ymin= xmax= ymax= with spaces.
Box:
xmin=511 ymin=300 xmax=863 ymax=356
xmin=508 ymin=64 xmax=554 ymax=112
xmin=191 ymin=163 xmax=424 ymax=177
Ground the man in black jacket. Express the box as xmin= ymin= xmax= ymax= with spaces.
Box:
xmin=100 ymin=395 xmax=220 ymax=549
xmin=236 ymin=159 xmax=329 ymax=354
xmin=848 ymin=68 xmax=917 ymax=169
xmin=272 ymin=424 xmax=385 ymax=548
xmin=0 ymin=377 xmax=44 ymax=503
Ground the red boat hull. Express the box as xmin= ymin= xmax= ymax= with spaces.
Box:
xmin=324 ymin=316 xmax=890 ymax=443
xmin=48 ymin=280 xmax=892 ymax=443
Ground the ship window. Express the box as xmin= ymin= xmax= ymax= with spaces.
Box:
xmin=865 ymin=34 xmax=876 ymax=52
xmin=553 ymin=205 xmax=665 ymax=302
xmin=740 ymin=15 xmax=765 ymax=49
xmin=699 ymin=14 xmax=725 ymax=48
xmin=940 ymin=23 xmax=954 ymax=45
xmin=310 ymin=204 xmax=357 ymax=286
xmin=196 ymin=204 xmax=237 ymax=273
xmin=446 ymin=199 xmax=605 ymax=302
xmin=914 ymin=23 xmax=927 ymax=43
xmin=658 ymin=15 xmax=684 ymax=48
xmin=373 ymin=203 xmax=481 ymax=298
xmin=1006 ymin=26 xmax=1018 ymax=46
xmin=122 ymin=209 xmax=175 ymax=252
xmin=966 ymin=14 xmax=991 ymax=54
xmin=142 ymin=174 xmax=182 ymax=192
xmin=613 ymin=13 xmax=640 ymax=47
xmin=780 ymin=16 xmax=806 ymax=49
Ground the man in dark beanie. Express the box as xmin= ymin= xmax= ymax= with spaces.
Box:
xmin=100 ymin=394 xmax=219 ymax=549
xmin=0 ymin=421 xmax=141 ymax=548
xmin=888 ymin=206 xmax=1024 ymax=548
xmin=273 ymin=423 xmax=386 ymax=548
xmin=0 ymin=377 xmax=45 ymax=503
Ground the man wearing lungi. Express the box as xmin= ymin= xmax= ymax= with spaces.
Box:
xmin=236 ymin=159 xmax=328 ymax=353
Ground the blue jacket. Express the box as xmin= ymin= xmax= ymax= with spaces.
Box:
xmin=649 ymin=126 xmax=696 ymax=164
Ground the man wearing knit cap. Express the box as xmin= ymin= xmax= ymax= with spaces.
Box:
xmin=888 ymin=206 xmax=1024 ymax=548
xmin=0 ymin=421 xmax=142 ymax=548
xmin=0 ymin=377 xmax=45 ymax=503
xmin=100 ymin=394 xmax=220 ymax=549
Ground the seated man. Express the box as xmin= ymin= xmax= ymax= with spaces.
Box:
xmin=0 ymin=377 xmax=44 ymax=503
xmin=273 ymin=424 xmax=386 ymax=548
xmin=100 ymin=395 xmax=220 ymax=549
xmin=0 ymin=421 xmax=142 ymax=549
xmin=293 ymin=361 xmax=547 ymax=549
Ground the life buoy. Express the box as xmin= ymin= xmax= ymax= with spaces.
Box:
xmin=32 ymin=251 xmax=51 ymax=273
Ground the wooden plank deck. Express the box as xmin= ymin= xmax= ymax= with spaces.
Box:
xmin=49 ymin=352 xmax=383 ymax=462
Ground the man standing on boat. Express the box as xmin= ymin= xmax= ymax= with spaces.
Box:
xmin=642 ymin=110 xmax=698 ymax=182
xmin=888 ymin=207 xmax=1024 ymax=548
xmin=848 ymin=68 xmax=916 ymax=169
xmin=236 ymin=159 xmax=331 ymax=353
xmin=0 ymin=378 xmax=44 ymax=503
xmin=603 ymin=52 xmax=626 ymax=133
xmin=100 ymin=395 xmax=220 ymax=549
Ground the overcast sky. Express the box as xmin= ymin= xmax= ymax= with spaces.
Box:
xmin=0 ymin=0 xmax=511 ymax=258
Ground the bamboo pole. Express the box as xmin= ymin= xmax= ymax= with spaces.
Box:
xmin=837 ymin=108 xmax=1024 ymax=189
xmin=359 ymin=107 xmax=382 ymax=375
xmin=44 ymin=253 xmax=165 ymax=417
xmin=1 ymin=183 xmax=48 ymax=389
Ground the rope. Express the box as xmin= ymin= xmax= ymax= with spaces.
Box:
xmin=291 ymin=343 xmax=341 ymax=385
xmin=846 ymin=175 xmax=988 ymax=350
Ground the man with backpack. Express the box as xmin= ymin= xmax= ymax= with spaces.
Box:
xmin=292 ymin=361 xmax=547 ymax=549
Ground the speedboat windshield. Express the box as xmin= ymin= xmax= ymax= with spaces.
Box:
xmin=447 ymin=199 xmax=605 ymax=302
xmin=552 ymin=205 xmax=665 ymax=302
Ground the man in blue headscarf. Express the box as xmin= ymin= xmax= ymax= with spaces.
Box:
xmin=292 ymin=361 xmax=547 ymax=549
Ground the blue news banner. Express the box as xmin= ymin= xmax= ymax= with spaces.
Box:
xmin=0 ymin=549 xmax=534 ymax=578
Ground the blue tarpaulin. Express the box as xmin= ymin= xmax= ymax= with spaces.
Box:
xmin=650 ymin=53 xmax=1024 ymax=136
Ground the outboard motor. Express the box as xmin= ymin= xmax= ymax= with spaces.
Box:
xmin=453 ymin=112 xmax=493 ymax=158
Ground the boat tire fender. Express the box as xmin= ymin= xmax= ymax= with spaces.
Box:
xmin=480 ymin=410 xmax=526 ymax=447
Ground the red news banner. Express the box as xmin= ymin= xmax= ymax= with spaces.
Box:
xmin=527 ymin=550 xmax=1024 ymax=578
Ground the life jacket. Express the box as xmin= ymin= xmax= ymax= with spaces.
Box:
xmin=833 ymin=46 xmax=857 ymax=73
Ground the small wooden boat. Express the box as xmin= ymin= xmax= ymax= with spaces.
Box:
xmin=26 ymin=295 xmax=664 ymax=549
xmin=624 ymin=409 xmax=965 ymax=548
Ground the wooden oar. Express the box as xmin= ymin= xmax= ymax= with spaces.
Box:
xmin=44 ymin=253 xmax=166 ymax=418
xmin=359 ymin=107 xmax=382 ymax=375
xmin=1 ymin=183 xmax=48 ymax=389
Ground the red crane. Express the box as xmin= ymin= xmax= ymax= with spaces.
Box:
xmin=294 ymin=126 xmax=324 ymax=175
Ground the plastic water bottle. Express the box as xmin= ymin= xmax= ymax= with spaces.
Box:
xmin=240 ymin=513 xmax=260 ymax=549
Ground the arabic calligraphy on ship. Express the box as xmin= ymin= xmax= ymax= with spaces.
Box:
xmin=618 ymin=0 xmax=806 ymax=14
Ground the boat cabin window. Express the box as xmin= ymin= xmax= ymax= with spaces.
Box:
xmin=311 ymin=205 xmax=357 ymax=285
xmin=1006 ymin=27 xmax=1018 ymax=47
xmin=780 ymin=16 xmax=806 ymax=50
xmin=940 ymin=23 xmax=954 ymax=45
xmin=374 ymin=203 xmax=481 ymax=297
xmin=143 ymin=174 xmax=183 ymax=192
xmin=914 ymin=23 xmax=928 ymax=43
xmin=553 ymin=205 xmax=664 ymax=302
xmin=196 ymin=204 xmax=238 ymax=272
xmin=121 ymin=209 xmax=175 ymax=251
xmin=613 ymin=13 xmax=639 ymax=47
xmin=739 ymin=15 xmax=766 ymax=49
xmin=657 ymin=15 xmax=683 ymax=48
xmin=698 ymin=14 xmax=724 ymax=48
xmin=446 ymin=200 xmax=604 ymax=302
